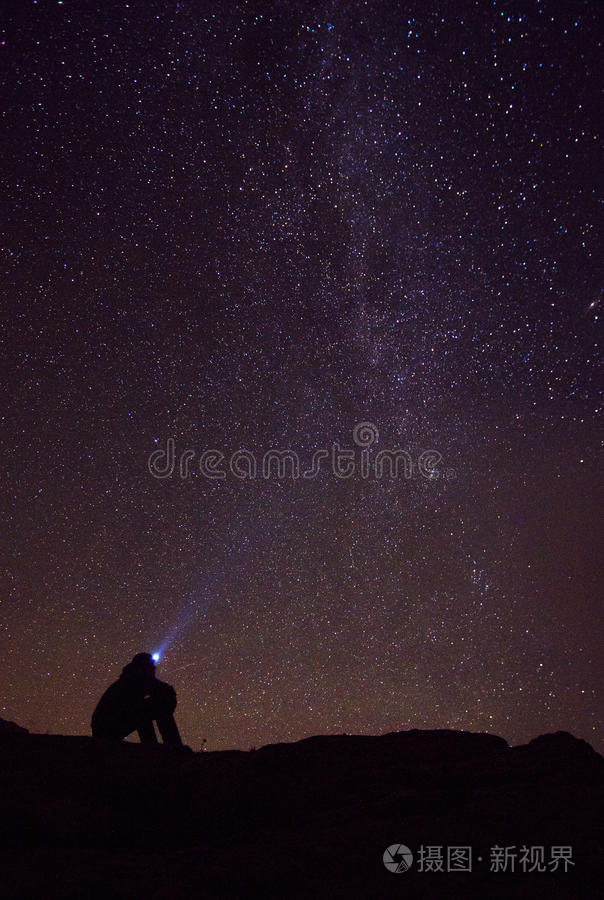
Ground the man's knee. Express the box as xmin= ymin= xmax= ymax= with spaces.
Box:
xmin=153 ymin=682 xmax=177 ymax=714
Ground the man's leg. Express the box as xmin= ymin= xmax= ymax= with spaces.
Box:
xmin=155 ymin=711 xmax=183 ymax=746
xmin=149 ymin=681 xmax=183 ymax=746
xmin=136 ymin=718 xmax=158 ymax=743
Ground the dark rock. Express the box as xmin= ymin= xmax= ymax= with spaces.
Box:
xmin=0 ymin=724 xmax=601 ymax=898
xmin=0 ymin=716 xmax=29 ymax=736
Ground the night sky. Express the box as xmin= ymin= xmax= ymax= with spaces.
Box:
xmin=2 ymin=0 xmax=602 ymax=752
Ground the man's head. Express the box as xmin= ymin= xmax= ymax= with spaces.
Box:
xmin=130 ymin=652 xmax=156 ymax=676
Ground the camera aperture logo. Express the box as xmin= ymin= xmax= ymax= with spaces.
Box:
xmin=383 ymin=844 xmax=413 ymax=873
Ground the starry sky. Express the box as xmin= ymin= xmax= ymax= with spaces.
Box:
xmin=1 ymin=0 xmax=602 ymax=752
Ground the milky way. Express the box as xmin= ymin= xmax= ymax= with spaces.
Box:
xmin=1 ymin=0 xmax=601 ymax=750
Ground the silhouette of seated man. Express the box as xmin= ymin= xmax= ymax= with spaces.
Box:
xmin=91 ymin=652 xmax=183 ymax=746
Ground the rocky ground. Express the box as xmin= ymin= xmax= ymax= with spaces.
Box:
xmin=0 ymin=718 xmax=602 ymax=898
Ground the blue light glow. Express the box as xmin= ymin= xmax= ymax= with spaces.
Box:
xmin=152 ymin=652 xmax=160 ymax=662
